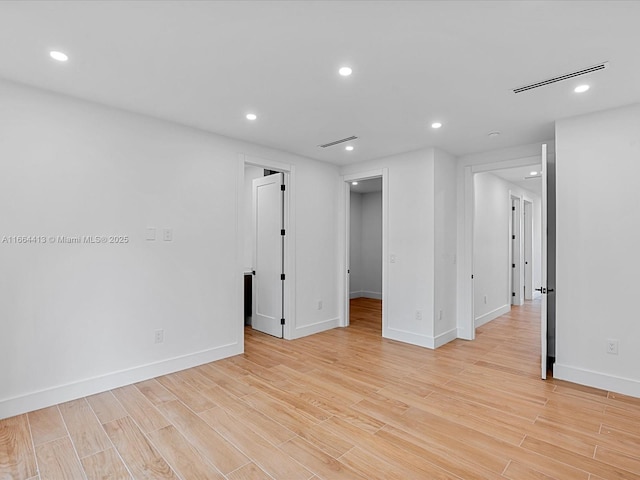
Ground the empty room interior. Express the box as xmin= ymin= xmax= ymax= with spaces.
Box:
xmin=1 ymin=1 xmax=640 ymax=479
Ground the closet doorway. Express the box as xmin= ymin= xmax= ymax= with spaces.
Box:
xmin=346 ymin=177 xmax=383 ymax=333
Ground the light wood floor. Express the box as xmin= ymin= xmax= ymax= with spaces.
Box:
xmin=2 ymin=298 xmax=640 ymax=479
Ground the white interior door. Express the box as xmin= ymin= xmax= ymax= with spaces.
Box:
xmin=252 ymin=173 xmax=284 ymax=338
xmin=540 ymin=144 xmax=548 ymax=379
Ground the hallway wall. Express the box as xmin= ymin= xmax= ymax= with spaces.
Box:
xmin=555 ymin=103 xmax=640 ymax=397
xmin=350 ymin=191 xmax=382 ymax=299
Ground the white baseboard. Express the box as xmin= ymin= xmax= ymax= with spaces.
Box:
xmin=361 ymin=291 xmax=382 ymax=300
xmin=434 ymin=328 xmax=458 ymax=348
xmin=291 ymin=317 xmax=340 ymax=339
xmin=349 ymin=291 xmax=382 ymax=300
xmin=0 ymin=342 xmax=242 ymax=420
xmin=475 ymin=304 xmax=510 ymax=328
xmin=553 ymin=363 xmax=640 ymax=398
xmin=384 ymin=327 xmax=435 ymax=349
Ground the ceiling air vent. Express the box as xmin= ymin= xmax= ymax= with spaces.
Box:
xmin=513 ymin=62 xmax=609 ymax=94
xmin=318 ymin=135 xmax=358 ymax=148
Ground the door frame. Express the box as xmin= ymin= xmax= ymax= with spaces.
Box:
xmin=540 ymin=143 xmax=548 ymax=379
xmin=237 ymin=154 xmax=296 ymax=343
xmin=341 ymin=168 xmax=388 ymax=337
xmin=457 ymin=154 xmax=544 ymax=340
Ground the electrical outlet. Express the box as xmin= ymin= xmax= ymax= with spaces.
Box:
xmin=154 ymin=329 xmax=164 ymax=344
xmin=415 ymin=310 xmax=422 ymax=321
xmin=163 ymin=228 xmax=173 ymax=242
xmin=483 ymin=295 xmax=488 ymax=304
xmin=439 ymin=310 xmax=443 ymax=320
xmin=146 ymin=227 xmax=156 ymax=241
xmin=317 ymin=300 xmax=323 ymax=310
xmin=390 ymin=254 xmax=396 ymax=264
xmin=607 ymin=339 xmax=619 ymax=355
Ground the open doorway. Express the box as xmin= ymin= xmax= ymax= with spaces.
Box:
xmin=471 ymin=164 xmax=542 ymax=328
xmin=458 ymin=150 xmax=555 ymax=379
xmin=341 ymin=168 xmax=388 ymax=337
xmin=240 ymin=155 xmax=293 ymax=340
xmin=459 ymin=145 xmax=554 ymax=379
xmin=348 ymin=178 xmax=383 ymax=332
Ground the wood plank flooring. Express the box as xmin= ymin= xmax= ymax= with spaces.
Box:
xmin=2 ymin=297 xmax=640 ymax=479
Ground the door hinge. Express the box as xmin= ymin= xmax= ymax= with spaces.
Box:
xmin=512 ymin=206 xmax=515 ymax=211
xmin=512 ymin=263 xmax=515 ymax=268
xmin=252 ymin=270 xmax=256 ymax=275
xmin=281 ymin=318 xmax=285 ymax=325
xmin=281 ymin=273 xmax=285 ymax=281
xmin=281 ymin=184 xmax=286 ymax=191
xmin=512 ymin=292 xmax=515 ymax=297
xmin=281 ymin=229 xmax=285 ymax=236
xmin=512 ymin=235 xmax=516 ymax=240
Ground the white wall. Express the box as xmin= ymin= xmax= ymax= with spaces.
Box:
xmin=341 ymin=147 xmax=457 ymax=349
xmin=349 ymin=192 xmax=363 ymax=296
xmin=0 ymin=79 xmax=340 ymax=419
xmin=361 ymin=192 xmax=382 ymax=298
xmin=473 ymin=173 xmax=509 ymax=324
xmin=289 ymin=158 xmax=341 ymax=338
xmin=434 ymin=149 xmax=458 ymax=345
xmin=349 ymin=191 xmax=382 ymax=299
xmin=473 ymin=172 xmax=541 ymax=327
xmin=243 ymin=165 xmax=263 ymax=271
xmin=554 ymin=103 xmax=640 ymax=397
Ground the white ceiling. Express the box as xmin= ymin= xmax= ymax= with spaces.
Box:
xmin=1 ymin=1 xmax=639 ymax=166
xmin=492 ymin=164 xmax=542 ymax=195
xmin=350 ymin=177 xmax=382 ymax=194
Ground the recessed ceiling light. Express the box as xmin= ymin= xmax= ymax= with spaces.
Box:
xmin=574 ymin=84 xmax=590 ymax=93
xmin=339 ymin=67 xmax=352 ymax=77
xmin=530 ymin=171 xmax=538 ymax=176
xmin=352 ymin=181 xmax=358 ymax=185
xmin=488 ymin=131 xmax=500 ymax=138
xmin=49 ymin=51 xmax=68 ymax=62
xmin=431 ymin=122 xmax=442 ymax=129
xmin=246 ymin=113 xmax=257 ymax=121
xmin=345 ymin=145 xmax=354 ymax=151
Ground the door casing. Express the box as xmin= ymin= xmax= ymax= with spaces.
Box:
xmin=457 ymin=152 xmax=547 ymax=340
xmin=341 ymin=169 xmax=388 ymax=336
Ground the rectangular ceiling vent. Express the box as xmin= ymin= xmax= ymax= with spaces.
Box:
xmin=318 ymin=135 xmax=358 ymax=148
xmin=513 ymin=62 xmax=609 ymax=94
